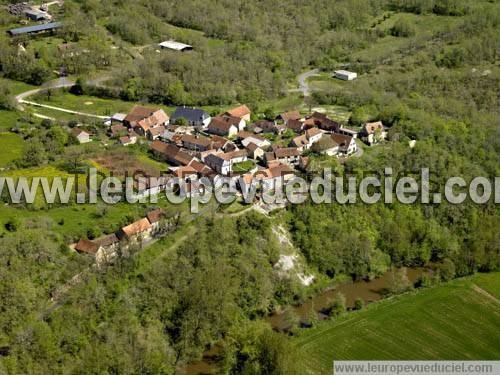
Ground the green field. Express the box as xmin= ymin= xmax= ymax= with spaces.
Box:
xmin=295 ymin=273 xmax=500 ymax=374
xmin=0 ymin=132 xmax=23 ymax=167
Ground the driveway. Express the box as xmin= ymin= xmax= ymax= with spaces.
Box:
xmin=290 ymin=69 xmax=320 ymax=97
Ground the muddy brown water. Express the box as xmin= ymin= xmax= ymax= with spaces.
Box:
xmin=180 ymin=267 xmax=426 ymax=374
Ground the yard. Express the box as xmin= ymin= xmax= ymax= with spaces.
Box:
xmin=232 ymin=160 xmax=256 ymax=173
xmin=294 ymin=273 xmax=500 ymax=375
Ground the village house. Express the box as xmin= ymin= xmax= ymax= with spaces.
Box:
xmin=245 ymin=142 xmax=265 ymax=160
xmin=171 ymin=165 xmax=198 ymax=181
xmin=204 ymin=150 xmax=248 ymax=175
xmin=276 ymin=111 xmax=302 ymax=125
xmin=181 ymin=134 xmax=216 ymax=152
xmin=225 ymin=105 xmax=251 ymax=123
xmin=290 ymin=134 xmax=309 ymax=152
xmin=237 ymin=131 xmax=271 ymax=149
xmin=149 ymin=140 xmax=195 ymax=166
xmin=331 ymin=133 xmax=358 ymax=155
xmin=190 ymin=160 xmax=214 ymax=176
xmin=170 ymin=106 xmax=211 ymax=128
xmin=287 ymin=118 xmax=306 ymax=133
xmin=146 ymin=209 xmax=167 ymax=235
xmin=311 ymin=135 xmax=340 ymax=156
xmin=124 ymin=106 xmax=169 ymax=136
xmin=208 ymin=116 xmax=245 ymax=137
xmin=361 ymin=121 xmax=387 ymax=145
xmin=117 ymin=218 xmax=153 ymax=244
xmin=211 ymin=135 xmax=237 ymax=152
xmin=290 ymin=127 xmax=323 ymax=151
xmin=71 ymin=128 xmax=91 ymax=143
xmin=240 ymin=164 xmax=295 ymax=193
xmin=305 ymin=127 xmax=323 ymax=144
xmin=252 ymin=119 xmax=283 ymax=134
xmin=265 ymin=147 xmax=301 ymax=167
xmin=147 ymin=126 xmax=166 ymax=141
xmin=303 ymin=112 xmax=340 ymax=133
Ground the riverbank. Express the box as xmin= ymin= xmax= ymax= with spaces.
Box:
xmin=181 ymin=266 xmax=428 ymax=374
xmin=294 ymin=272 xmax=500 ymax=374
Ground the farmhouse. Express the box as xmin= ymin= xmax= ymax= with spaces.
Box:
xmin=158 ymin=40 xmax=193 ymax=52
xmin=170 ymin=106 xmax=211 ymax=128
xmin=334 ymin=70 xmax=358 ymax=81
xmin=118 ymin=218 xmax=153 ymax=243
xmin=225 ymin=105 xmax=251 ymax=122
xmin=361 ymin=121 xmax=387 ymax=145
xmin=71 ymin=128 xmax=91 ymax=143
xmin=146 ymin=209 xmax=166 ymax=233
xmin=75 ymin=234 xmax=120 ymax=264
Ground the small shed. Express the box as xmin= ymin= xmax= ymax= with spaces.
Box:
xmin=158 ymin=41 xmax=193 ymax=52
xmin=334 ymin=70 xmax=357 ymax=81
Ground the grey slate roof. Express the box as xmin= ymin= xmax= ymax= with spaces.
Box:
xmin=8 ymin=22 xmax=63 ymax=36
xmin=170 ymin=106 xmax=209 ymax=124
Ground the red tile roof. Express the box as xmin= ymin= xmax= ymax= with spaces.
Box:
xmin=225 ymin=105 xmax=251 ymax=119
xmin=121 ymin=218 xmax=152 ymax=237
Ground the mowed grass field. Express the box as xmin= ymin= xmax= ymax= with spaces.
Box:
xmin=294 ymin=273 xmax=500 ymax=375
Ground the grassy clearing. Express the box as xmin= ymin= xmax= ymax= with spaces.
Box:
xmin=0 ymin=133 xmax=23 ymax=167
xmin=232 ymin=160 xmax=256 ymax=173
xmin=294 ymin=273 xmax=500 ymax=374
xmin=0 ymin=110 xmax=23 ymax=131
xmin=34 ymin=91 xmax=139 ymax=117
xmin=0 ymin=78 xmax=38 ymax=96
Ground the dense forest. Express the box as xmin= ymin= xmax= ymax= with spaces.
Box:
xmin=0 ymin=0 xmax=499 ymax=373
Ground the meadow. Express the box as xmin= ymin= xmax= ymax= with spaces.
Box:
xmin=294 ymin=273 xmax=500 ymax=375
xmin=0 ymin=132 xmax=23 ymax=167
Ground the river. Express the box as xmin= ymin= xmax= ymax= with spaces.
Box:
xmin=179 ymin=267 xmax=426 ymax=374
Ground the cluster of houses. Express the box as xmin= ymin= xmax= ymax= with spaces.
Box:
xmin=101 ymin=103 xmax=386 ymax=198
xmin=74 ymin=208 xmax=169 ymax=265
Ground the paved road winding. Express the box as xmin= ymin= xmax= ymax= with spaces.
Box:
xmin=292 ymin=68 xmax=320 ymax=97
